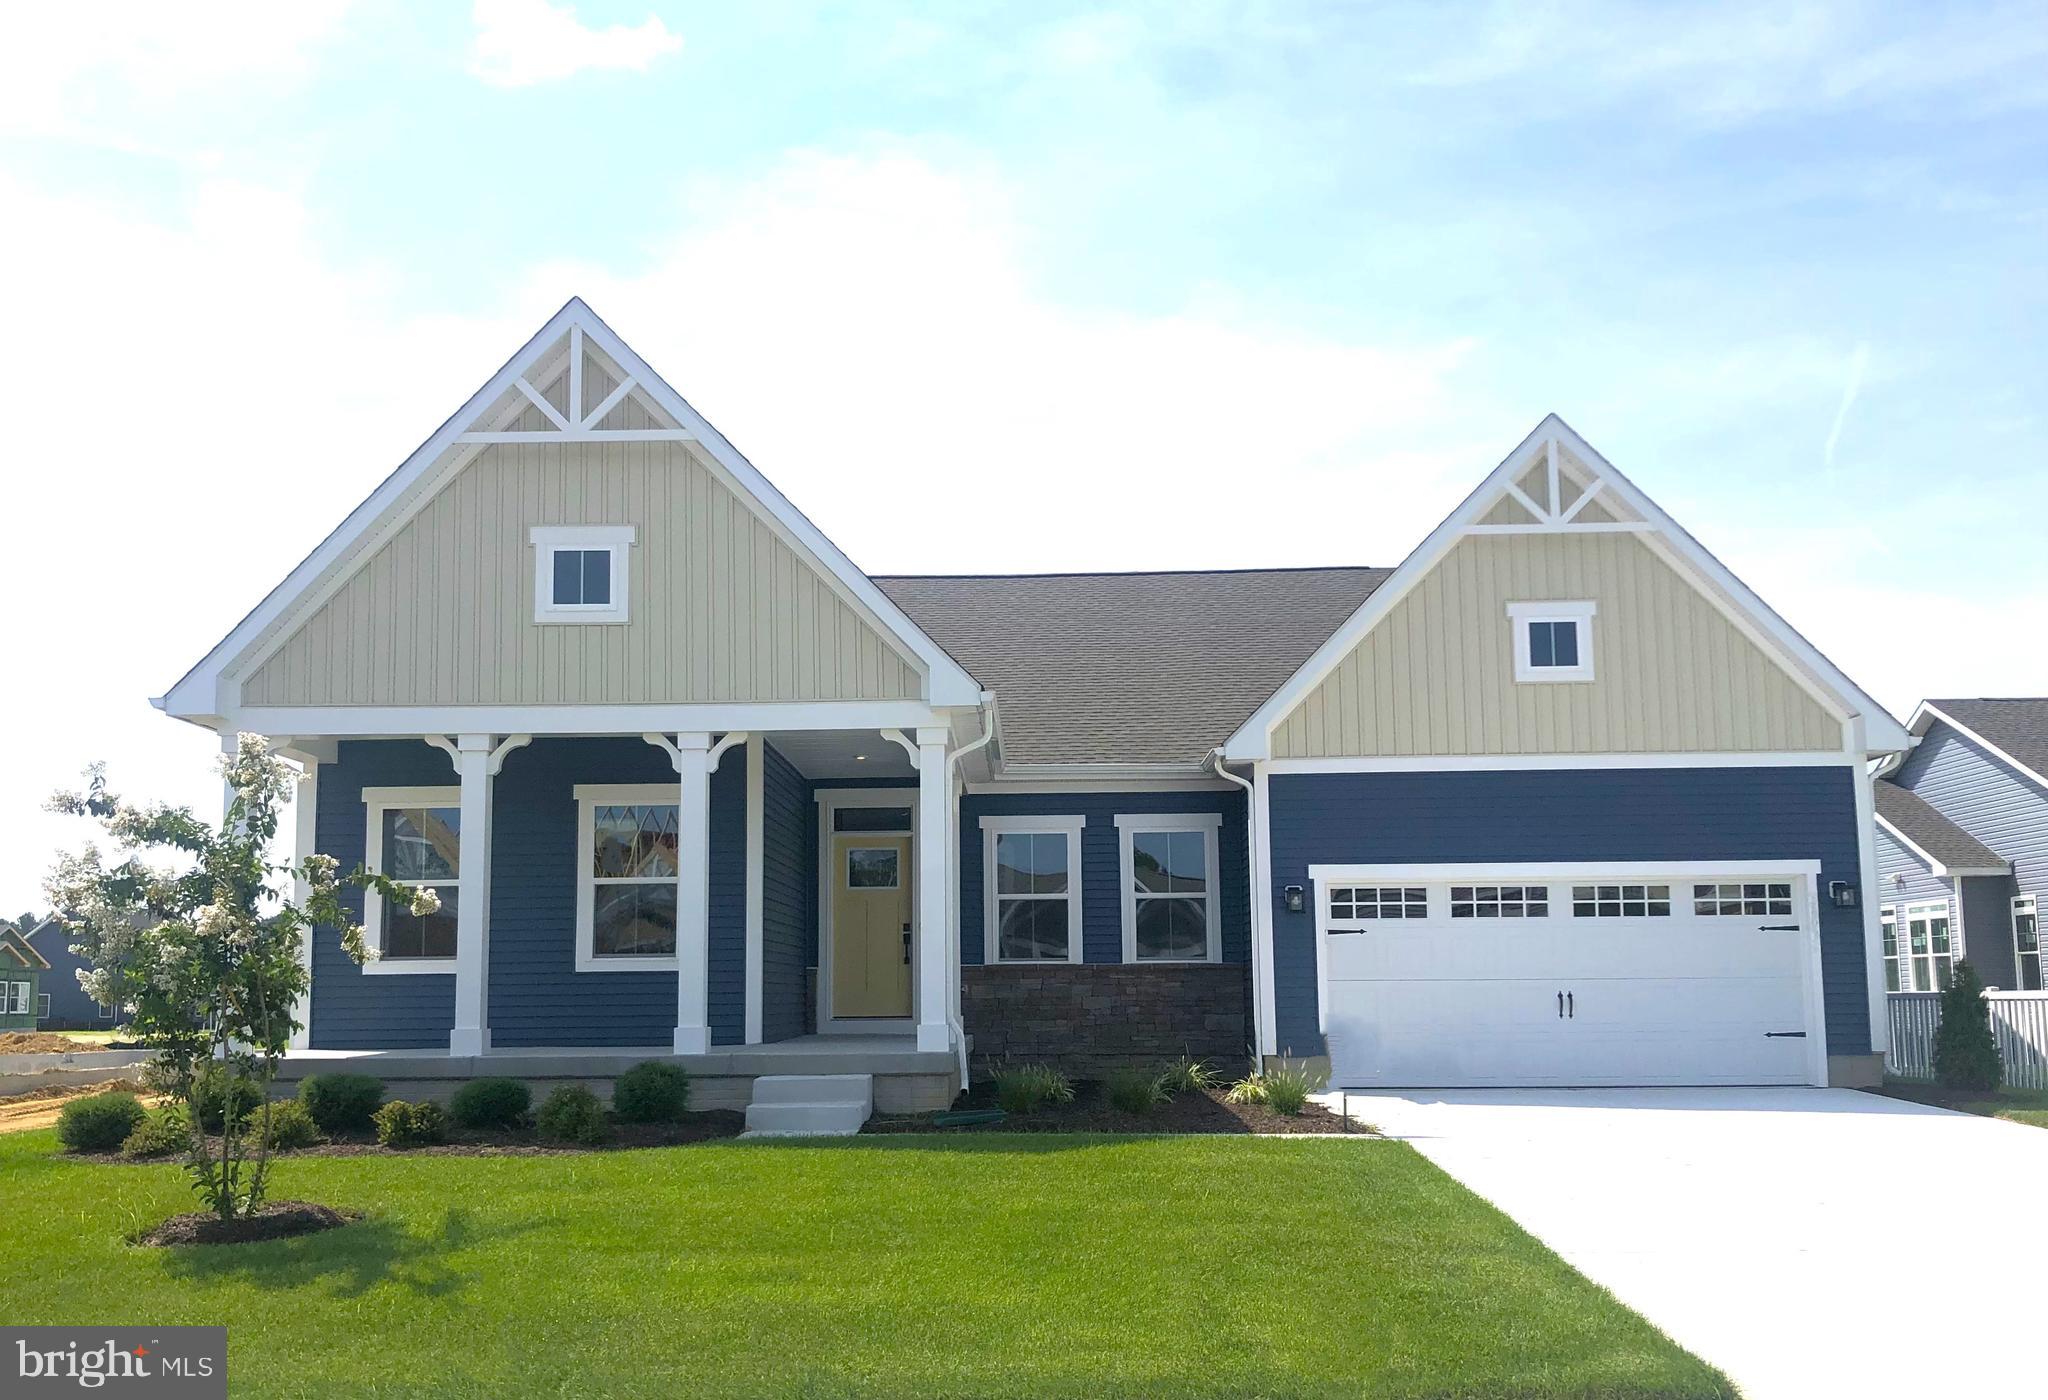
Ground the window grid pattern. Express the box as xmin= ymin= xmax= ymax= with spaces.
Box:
xmin=1571 ymin=884 xmax=1671 ymax=918
xmin=1329 ymin=887 xmax=1428 ymax=924
xmin=380 ymin=806 xmax=461 ymax=960
xmin=994 ymin=830 xmax=1073 ymax=962
xmin=1130 ymin=828 xmax=1210 ymax=962
xmin=1693 ymin=882 xmax=1793 ymax=916
xmin=1450 ymin=885 xmax=1549 ymax=918
xmin=2015 ymin=896 xmax=2040 ymax=993
xmin=589 ymin=803 xmax=679 ymax=957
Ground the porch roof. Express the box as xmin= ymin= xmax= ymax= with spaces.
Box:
xmin=876 ymin=567 xmax=1390 ymax=767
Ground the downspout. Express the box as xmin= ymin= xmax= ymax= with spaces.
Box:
xmin=943 ymin=692 xmax=1001 ymax=1088
xmin=1210 ymin=748 xmax=1264 ymax=1070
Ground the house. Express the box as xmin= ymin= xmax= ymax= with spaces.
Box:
xmin=25 ymin=917 xmax=118 ymax=1029
xmin=1874 ymin=699 xmax=2048 ymax=994
xmin=152 ymin=298 xmax=1911 ymax=1110
xmin=0 ymin=925 xmax=49 ymax=1032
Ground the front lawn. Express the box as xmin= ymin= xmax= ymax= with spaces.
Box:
xmin=1872 ymin=1080 xmax=2048 ymax=1128
xmin=0 ymin=1129 xmax=1729 ymax=1398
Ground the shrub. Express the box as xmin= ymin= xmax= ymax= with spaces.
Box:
xmin=990 ymin=1062 xmax=1075 ymax=1115
xmin=257 ymin=1098 xmax=321 ymax=1151
xmin=190 ymin=1063 xmax=259 ymax=1133
xmin=1935 ymin=960 xmax=2002 ymax=1092
xmin=57 ymin=1091 xmax=146 ymax=1153
xmin=1106 ymin=1066 xmax=1166 ymax=1114
xmin=536 ymin=1085 xmax=610 ymax=1145
xmin=1157 ymin=1054 xmax=1220 ymax=1096
xmin=298 ymin=1073 xmax=385 ymax=1135
xmin=372 ymin=1099 xmax=447 ymax=1149
xmin=1224 ymin=1059 xmax=1324 ymax=1115
xmin=121 ymin=1105 xmax=190 ymax=1159
xmin=449 ymin=1077 xmax=532 ymax=1130
xmin=612 ymin=1061 xmax=691 ymax=1123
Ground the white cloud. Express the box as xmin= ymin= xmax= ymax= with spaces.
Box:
xmin=468 ymin=0 xmax=682 ymax=88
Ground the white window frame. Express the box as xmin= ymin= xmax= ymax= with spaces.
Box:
xmin=1114 ymin=813 xmax=1223 ymax=964
xmin=1899 ymin=898 xmax=1956 ymax=993
xmin=2015 ymin=895 xmax=2041 ymax=993
xmin=980 ymin=815 xmax=1086 ymax=965
xmin=574 ymin=782 xmax=682 ymax=973
xmin=531 ymin=524 xmax=634 ymax=625
xmin=1881 ymin=905 xmax=1901 ymax=993
xmin=37 ymin=991 xmax=51 ymax=1020
xmin=361 ymin=786 xmax=462 ymax=976
xmin=1507 ymin=599 xmax=1596 ymax=683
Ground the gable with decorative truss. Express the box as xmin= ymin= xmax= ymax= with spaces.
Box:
xmin=162 ymin=301 xmax=980 ymax=720
xmin=1228 ymin=416 xmax=1909 ymax=762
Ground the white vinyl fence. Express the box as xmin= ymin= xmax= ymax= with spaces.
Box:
xmin=1886 ymin=991 xmax=2048 ymax=1089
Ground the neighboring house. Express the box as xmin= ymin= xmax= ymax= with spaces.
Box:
xmin=0 ymin=926 xmax=49 ymax=1032
xmin=26 ymin=917 xmax=117 ymax=1029
xmin=152 ymin=298 xmax=1912 ymax=1105
xmin=1874 ymin=699 xmax=2048 ymax=995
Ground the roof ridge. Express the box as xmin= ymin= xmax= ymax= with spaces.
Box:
xmin=873 ymin=564 xmax=1389 ymax=581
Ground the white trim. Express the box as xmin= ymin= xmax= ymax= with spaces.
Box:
xmin=1262 ymin=751 xmax=1858 ymax=774
xmin=224 ymin=700 xmax=945 ymax=737
xmin=162 ymin=297 xmax=983 ymax=720
xmin=1909 ymin=702 xmax=2048 ymax=793
xmin=1221 ymin=415 xmax=1911 ymax=760
xmin=359 ymin=785 xmax=462 ymax=976
xmin=1507 ymin=600 xmax=1596 ymax=683
xmin=456 ymin=429 xmax=698 ymax=444
xmin=965 ymin=776 xmax=1233 ymax=794
xmin=1852 ymin=730 xmax=1889 ymax=1053
xmin=1872 ymin=811 xmax=2010 ymax=879
xmin=289 ymin=760 xmax=318 ymax=1048
xmin=2014 ymin=895 xmax=2041 ymax=992
xmin=1894 ymin=898 xmax=1958 ymax=993
xmin=1252 ymin=762 xmax=1279 ymax=1057
xmin=816 ymin=787 xmax=920 ymax=1033
xmin=530 ymin=524 xmax=634 ymax=625
xmin=571 ymin=782 xmax=684 ymax=973
xmin=1306 ymin=860 xmax=1830 ymax=1086
xmin=1113 ymin=813 xmax=1224 ymax=964
xmin=744 ymin=737 xmax=765 ymax=1044
xmin=978 ymin=814 xmax=1086 ymax=965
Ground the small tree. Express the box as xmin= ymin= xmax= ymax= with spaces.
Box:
xmin=43 ymin=735 xmax=430 ymax=1220
xmin=1933 ymin=960 xmax=2002 ymax=1093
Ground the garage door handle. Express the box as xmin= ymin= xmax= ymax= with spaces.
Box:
xmin=1759 ymin=924 xmax=1799 ymax=932
xmin=1765 ymin=1031 xmax=1807 ymax=1038
xmin=1557 ymin=991 xmax=1564 ymax=1018
xmin=1567 ymin=991 xmax=1574 ymax=1019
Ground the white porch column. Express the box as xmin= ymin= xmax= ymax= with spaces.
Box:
xmin=288 ymin=760 xmax=319 ymax=1051
xmin=448 ymin=734 xmax=495 ymax=1057
xmin=671 ymin=732 xmax=714 ymax=1054
xmin=915 ymin=726 xmax=951 ymax=1054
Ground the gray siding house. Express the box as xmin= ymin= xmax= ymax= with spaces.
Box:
xmin=1875 ymin=699 xmax=2048 ymax=995
xmin=148 ymin=298 xmax=1912 ymax=1110
xmin=26 ymin=917 xmax=116 ymax=1029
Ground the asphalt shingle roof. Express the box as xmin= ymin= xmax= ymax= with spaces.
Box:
xmin=875 ymin=567 xmax=1391 ymax=766
xmin=1924 ymin=698 xmax=2048 ymax=785
xmin=1874 ymin=780 xmax=2008 ymax=872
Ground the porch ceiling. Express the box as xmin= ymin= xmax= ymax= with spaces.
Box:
xmin=766 ymin=729 xmax=916 ymax=781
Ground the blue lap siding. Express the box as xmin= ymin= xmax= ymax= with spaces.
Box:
xmin=1266 ymin=766 xmax=1871 ymax=1058
xmin=311 ymin=737 xmax=747 ymax=1049
xmin=760 ymin=742 xmax=813 ymax=1042
xmin=957 ymin=790 xmax=1249 ymax=965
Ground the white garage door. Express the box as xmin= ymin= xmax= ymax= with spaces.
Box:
xmin=1318 ymin=871 xmax=1822 ymax=1087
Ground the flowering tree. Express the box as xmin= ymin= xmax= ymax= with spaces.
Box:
xmin=44 ymin=734 xmax=435 ymax=1220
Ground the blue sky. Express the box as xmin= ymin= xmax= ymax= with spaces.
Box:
xmin=2 ymin=1 xmax=2044 ymax=908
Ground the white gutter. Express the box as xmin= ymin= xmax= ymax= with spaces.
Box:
xmin=942 ymin=693 xmax=1001 ymax=1088
xmin=1210 ymin=747 xmax=1265 ymax=1066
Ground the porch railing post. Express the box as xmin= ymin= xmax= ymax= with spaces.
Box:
xmin=915 ymin=727 xmax=951 ymax=1055
xmin=671 ymin=732 xmax=714 ymax=1055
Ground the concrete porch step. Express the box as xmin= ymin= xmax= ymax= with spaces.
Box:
xmin=741 ymin=1073 xmax=874 ymax=1137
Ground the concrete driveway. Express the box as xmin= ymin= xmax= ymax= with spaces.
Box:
xmin=1339 ymin=1087 xmax=2048 ymax=1399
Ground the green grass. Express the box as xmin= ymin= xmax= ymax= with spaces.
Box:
xmin=1876 ymin=1080 xmax=2048 ymax=1128
xmin=50 ymin=1029 xmax=120 ymax=1045
xmin=0 ymin=1129 xmax=1729 ymax=1399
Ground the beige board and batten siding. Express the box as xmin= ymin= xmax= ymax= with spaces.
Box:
xmin=241 ymin=440 xmax=923 ymax=706
xmin=1271 ymin=530 xmax=1839 ymax=758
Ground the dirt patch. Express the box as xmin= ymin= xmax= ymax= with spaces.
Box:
xmin=0 ymin=1032 xmax=112 ymax=1053
xmin=135 ymin=1201 xmax=361 ymax=1247
xmin=866 ymin=1081 xmax=1373 ymax=1135
xmin=0 ymin=1079 xmax=158 ymax=1135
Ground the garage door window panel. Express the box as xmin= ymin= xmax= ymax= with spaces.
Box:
xmin=1694 ymin=882 xmax=1792 ymax=917
xmin=1572 ymin=884 xmax=1670 ymax=918
xmin=1451 ymin=885 xmax=1549 ymax=918
xmin=1329 ymin=887 xmax=1428 ymax=928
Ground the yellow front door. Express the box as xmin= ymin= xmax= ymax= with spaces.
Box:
xmin=831 ymin=833 xmax=912 ymax=1018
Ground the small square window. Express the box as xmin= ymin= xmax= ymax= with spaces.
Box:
xmin=551 ymin=548 xmax=612 ymax=607
xmin=532 ymin=525 xmax=633 ymax=623
xmin=1508 ymin=601 xmax=1595 ymax=682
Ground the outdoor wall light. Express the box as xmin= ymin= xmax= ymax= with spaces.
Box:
xmin=1830 ymin=880 xmax=1858 ymax=909
xmin=1283 ymin=885 xmax=1306 ymax=913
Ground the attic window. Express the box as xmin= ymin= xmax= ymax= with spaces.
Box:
xmin=531 ymin=525 xmax=634 ymax=624
xmin=1507 ymin=600 xmax=1596 ymax=683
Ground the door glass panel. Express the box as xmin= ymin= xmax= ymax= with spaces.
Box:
xmin=846 ymin=848 xmax=900 ymax=889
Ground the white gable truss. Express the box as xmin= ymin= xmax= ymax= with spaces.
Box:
xmin=159 ymin=298 xmax=983 ymax=724
xmin=1223 ymin=414 xmax=1912 ymax=761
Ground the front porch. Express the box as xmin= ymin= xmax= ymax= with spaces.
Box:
xmin=275 ymin=1033 xmax=957 ymax=1112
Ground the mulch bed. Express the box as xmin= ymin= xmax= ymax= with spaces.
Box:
xmin=866 ymin=1081 xmax=1374 ymax=1135
xmin=82 ymin=1110 xmax=747 ymax=1163
xmin=134 ymin=1201 xmax=361 ymax=1247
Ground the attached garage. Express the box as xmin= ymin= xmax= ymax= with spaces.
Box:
xmin=1311 ymin=863 xmax=1827 ymax=1088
